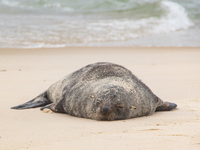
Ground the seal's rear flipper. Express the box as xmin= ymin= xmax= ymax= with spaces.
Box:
xmin=11 ymin=91 xmax=51 ymax=110
xmin=156 ymin=102 xmax=177 ymax=111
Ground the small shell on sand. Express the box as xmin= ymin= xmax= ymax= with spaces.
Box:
xmin=42 ymin=108 xmax=54 ymax=114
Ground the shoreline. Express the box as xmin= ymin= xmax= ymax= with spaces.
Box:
xmin=0 ymin=47 xmax=200 ymax=150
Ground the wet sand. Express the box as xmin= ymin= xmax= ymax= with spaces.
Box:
xmin=0 ymin=47 xmax=200 ymax=150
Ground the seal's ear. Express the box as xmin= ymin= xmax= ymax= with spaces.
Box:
xmin=11 ymin=91 xmax=51 ymax=110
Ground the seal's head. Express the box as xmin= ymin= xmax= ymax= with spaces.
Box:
xmin=92 ymin=85 xmax=130 ymax=121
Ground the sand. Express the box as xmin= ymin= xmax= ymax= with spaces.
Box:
xmin=0 ymin=47 xmax=200 ymax=150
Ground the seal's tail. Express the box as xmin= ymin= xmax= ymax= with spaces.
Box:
xmin=11 ymin=91 xmax=51 ymax=110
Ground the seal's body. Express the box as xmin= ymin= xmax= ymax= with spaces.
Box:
xmin=11 ymin=62 xmax=177 ymax=121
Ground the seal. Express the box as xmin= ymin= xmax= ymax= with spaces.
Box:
xmin=11 ymin=62 xmax=177 ymax=121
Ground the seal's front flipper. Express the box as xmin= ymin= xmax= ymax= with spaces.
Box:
xmin=40 ymin=103 xmax=63 ymax=113
xmin=11 ymin=91 xmax=51 ymax=110
xmin=40 ymin=99 xmax=66 ymax=113
xmin=156 ymin=102 xmax=177 ymax=111
xmin=40 ymin=104 xmax=52 ymax=111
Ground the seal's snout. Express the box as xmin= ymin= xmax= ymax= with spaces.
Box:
xmin=102 ymin=106 xmax=110 ymax=115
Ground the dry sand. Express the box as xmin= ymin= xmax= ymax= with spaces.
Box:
xmin=0 ymin=47 xmax=200 ymax=150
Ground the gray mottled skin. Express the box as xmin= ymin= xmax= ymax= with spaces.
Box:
xmin=11 ymin=62 xmax=177 ymax=121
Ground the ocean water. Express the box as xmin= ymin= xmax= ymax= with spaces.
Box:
xmin=0 ymin=0 xmax=200 ymax=48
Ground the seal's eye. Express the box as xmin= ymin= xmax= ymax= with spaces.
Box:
xmin=117 ymin=105 xmax=124 ymax=109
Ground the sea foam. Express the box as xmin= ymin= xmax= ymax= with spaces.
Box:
xmin=65 ymin=1 xmax=193 ymax=44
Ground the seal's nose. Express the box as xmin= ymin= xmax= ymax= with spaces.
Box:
xmin=102 ymin=106 xmax=110 ymax=115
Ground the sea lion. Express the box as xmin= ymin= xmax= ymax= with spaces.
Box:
xmin=11 ymin=62 xmax=177 ymax=121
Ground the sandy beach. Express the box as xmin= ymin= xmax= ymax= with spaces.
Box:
xmin=0 ymin=47 xmax=200 ymax=150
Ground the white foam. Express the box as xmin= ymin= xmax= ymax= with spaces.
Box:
xmin=84 ymin=0 xmax=194 ymax=42
xmin=156 ymin=1 xmax=193 ymax=33
xmin=1 ymin=0 xmax=19 ymax=7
